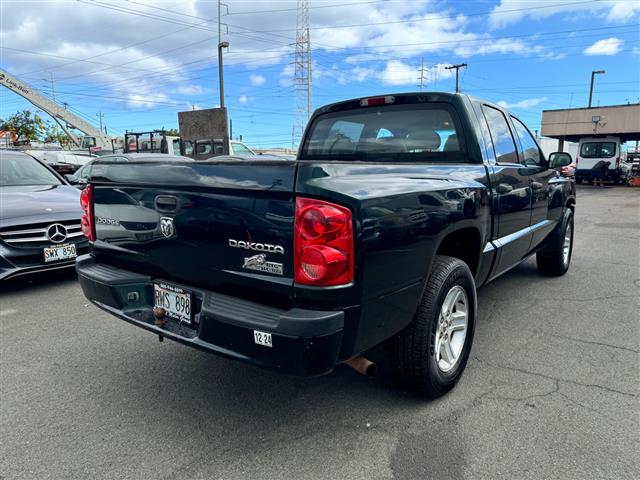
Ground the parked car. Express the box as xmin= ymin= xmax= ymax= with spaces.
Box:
xmin=0 ymin=150 xmax=89 ymax=280
xmin=76 ymin=92 xmax=575 ymax=398
xmin=64 ymin=160 xmax=94 ymax=188
xmin=65 ymin=153 xmax=189 ymax=188
xmin=558 ymin=161 xmax=576 ymax=178
xmin=27 ymin=149 xmax=96 ymax=175
xmin=575 ymin=136 xmax=630 ymax=184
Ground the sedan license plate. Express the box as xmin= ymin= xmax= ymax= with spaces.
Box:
xmin=153 ymin=282 xmax=192 ymax=324
xmin=43 ymin=243 xmax=77 ymax=263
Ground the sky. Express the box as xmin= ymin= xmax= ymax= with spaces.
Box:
xmin=1 ymin=0 xmax=639 ymax=149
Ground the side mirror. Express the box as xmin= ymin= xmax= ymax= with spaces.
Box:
xmin=549 ymin=152 xmax=572 ymax=169
xmin=64 ymin=174 xmax=76 ymax=183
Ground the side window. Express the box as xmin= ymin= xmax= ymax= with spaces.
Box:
xmin=482 ymin=106 xmax=519 ymax=164
xmin=172 ymin=139 xmax=181 ymax=155
xmin=183 ymin=141 xmax=193 ymax=156
xmin=511 ymin=116 xmax=542 ymax=167
xmin=232 ymin=143 xmax=253 ymax=155
xmin=79 ymin=165 xmax=90 ymax=180
xmin=196 ymin=141 xmax=212 ymax=155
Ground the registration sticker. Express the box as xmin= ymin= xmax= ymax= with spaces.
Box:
xmin=253 ymin=330 xmax=273 ymax=347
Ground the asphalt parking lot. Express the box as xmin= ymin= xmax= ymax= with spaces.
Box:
xmin=1 ymin=184 xmax=638 ymax=480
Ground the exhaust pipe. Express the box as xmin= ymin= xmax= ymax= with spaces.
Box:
xmin=346 ymin=357 xmax=377 ymax=377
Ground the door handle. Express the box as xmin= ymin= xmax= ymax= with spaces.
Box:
xmin=531 ymin=181 xmax=543 ymax=191
xmin=155 ymin=195 xmax=179 ymax=212
xmin=496 ymin=183 xmax=513 ymax=194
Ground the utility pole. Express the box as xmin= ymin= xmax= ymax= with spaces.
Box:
xmin=588 ymin=70 xmax=605 ymax=108
xmin=217 ymin=0 xmax=228 ymax=107
xmin=445 ymin=63 xmax=467 ymax=93
xmin=218 ymin=41 xmax=229 ymax=108
xmin=417 ymin=58 xmax=426 ymax=91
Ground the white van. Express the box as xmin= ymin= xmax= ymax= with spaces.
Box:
xmin=575 ymin=136 xmax=630 ymax=184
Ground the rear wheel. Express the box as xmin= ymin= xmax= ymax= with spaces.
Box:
xmin=575 ymin=178 xmax=583 ymax=185
xmin=537 ymin=208 xmax=574 ymax=276
xmin=386 ymin=256 xmax=476 ymax=398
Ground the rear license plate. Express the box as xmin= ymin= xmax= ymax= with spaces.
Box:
xmin=153 ymin=282 xmax=193 ymax=324
xmin=43 ymin=243 xmax=77 ymax=263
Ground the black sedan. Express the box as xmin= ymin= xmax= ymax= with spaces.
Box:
xmin=0 ymin=151 xmax=89 ymax=280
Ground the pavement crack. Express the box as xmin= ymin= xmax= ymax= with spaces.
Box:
xmin=475 ymin=359 xmax=639 ymax=398
xmin=488 ymin=379 xmax=559 ymax=402
xmin=552 ymin=333 xmax=639 ymax=354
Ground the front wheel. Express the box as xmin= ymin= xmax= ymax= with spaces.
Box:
xmin=386 ymin=256 xmax=476 ymax=398
xmin=536 ymin=208 xmax=574 ymax=276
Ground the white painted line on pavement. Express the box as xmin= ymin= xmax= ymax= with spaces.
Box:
xmin=0 ymin=309 xmax=18 ymax=316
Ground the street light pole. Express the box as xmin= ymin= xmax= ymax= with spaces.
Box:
xmin=218 ymin=41 xmax=229 ymax=108
xmin=588 ymin=70 xmax=605 ymax=108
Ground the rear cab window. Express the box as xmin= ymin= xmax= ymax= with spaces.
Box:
xmin=300 ymin=102 xmax=466 ymax=162
xmin=580 ymin=142 xmax=616 ymax=158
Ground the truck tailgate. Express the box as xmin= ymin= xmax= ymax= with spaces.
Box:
xmin=89 ymin=158 xmax=296 ymax=307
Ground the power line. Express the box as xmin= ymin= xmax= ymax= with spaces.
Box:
xmin=229 ymin=0 xmax=602 ymax=33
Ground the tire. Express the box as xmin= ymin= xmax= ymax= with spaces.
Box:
xmin=386 ymin=256 xmax=476 ymax=398
xmin=536 ymin=208 xmax=574 ymax=276
xmin=576 ymin=178 xmax=583 ymax=185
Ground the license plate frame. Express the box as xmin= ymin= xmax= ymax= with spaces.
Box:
xmin=43 ymin=243 xmax=77 ymax=263
xmin=153 ymin=282 xmax=193 ymax=324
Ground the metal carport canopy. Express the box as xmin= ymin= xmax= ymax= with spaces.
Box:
xmin=541 ymin=104 xmax=640 ymax=143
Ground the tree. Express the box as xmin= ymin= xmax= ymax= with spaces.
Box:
xmin=159 ymin=128 xmax=179 ymax=136
xmin=43 ymin=121 xmax=74 ymax=147
xmin=0 ymin=110 xmax=46 ymax=141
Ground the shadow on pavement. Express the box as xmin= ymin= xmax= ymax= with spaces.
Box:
xmin=0 ymin=268 xmax=78 ymax=294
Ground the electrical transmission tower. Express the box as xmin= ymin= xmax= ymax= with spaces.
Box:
xmin=417 ymin=58 xmax=427 ymax=91
xmin=292 ymin=0 xmax=311 ymax=149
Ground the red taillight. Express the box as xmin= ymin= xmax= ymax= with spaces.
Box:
xmin=80 ymin=185 xmax=96 ymax=241
xmin=615 ymin=157 xmax=621 ymax=169
xmin=575 ymin=157 xmax=579 ymax=167
xmin=294 ymin=197 xmax=353 ymax=286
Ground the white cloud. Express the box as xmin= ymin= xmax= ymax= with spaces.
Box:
xmin=489 ymin=0 xmax=640 ymax=29
xmin=238 ymin=95 xmax=248 ymax=104
xmin=497 ymin=97 xmax=547 ymax=109
xmin=379 ymin=60 xmax=419 ymax=86
xmin=377 ymin=60 xmax=455 ymax=87
xmin=249 ymin=74 xmax=266 ymax=86
xmin=584 ymin=38 xmax=624 ymax=56
xmin=127 ymin=92 xmax=173 ymax=109
xmin=176 ymin=85 xmax=206 ymax=96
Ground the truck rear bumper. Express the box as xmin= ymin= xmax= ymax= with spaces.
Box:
xmin=76 ymin=254 xmax=344 ymax=376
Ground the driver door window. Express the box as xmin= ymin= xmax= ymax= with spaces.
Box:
xmin=511 ymin=116 xmax=542 ymax=167
xmin=482 ymin=106 xmax=519 ymax=165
